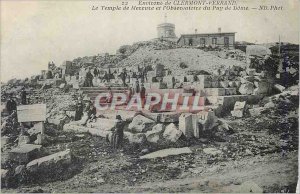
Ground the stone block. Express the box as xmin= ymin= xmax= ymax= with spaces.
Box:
xmin=26 ymin=149 xmax=72 ymax=172
xmin=140 ymin=147 xmax=192 ymax=159
xmin=219 ymin=81 xmax=229 ymax=88
xmin=253 ymin=81 xmax=272 ymax=95
xmin=9 ymin=144 xmax=42 ymax=164
xmin=197 ymin=111 xmax=218 ymax=131
xmin=175 ymin=76 xmax=186 ymax=83
xmin=246 ymin=68 xmax=256 ymax=76
xmin=231 ymin=110 xmax=244 ymax=118
xmin=128 ymin=115 xmax=155 ymax=133
xmin=197 ymin=75 xmax=212 ymax=88
xmin=145 ymin=124 xmax=165 ymax=143
xmin=124 ymin=132 xmax=147 ymax=144
xmin=249 ymin=107 xmax=267 ymax=116
xmin=163 ymin=123 xmax=182 ymax=142
xmin=225 ymin=88 xmax=237 ymax=95
xmin=228 ymin=81 xmax=236 ymax=88
xmin=18 ymin=135 xmax=30 ymax=146
xmin=159 ymin=112 xmax=180 ymax=123
xmin=186 ymin=75 xmax=195 ymax=82
xmin=234 ymin=101 xmax=246 ymax=110
xmin=203 ymin=88 xmax=225 ymax=96
xmin=211 ymin=81 xmax=220 ymax=88
xmin=179 ymin=113 xmax=194 ymax=139
xmin=274 ymin=84 xmax=285 ymax=93
xmin=63 ymin=122 xmax=89 ymax=133
xmin=239 ymin=82 xmax=254 ymax=95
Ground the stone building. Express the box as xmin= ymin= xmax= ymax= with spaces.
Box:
xmin=177 ymin=28 xmax=236 ymax=49
xmin=157 ymin=22 xmax=177 ymax=42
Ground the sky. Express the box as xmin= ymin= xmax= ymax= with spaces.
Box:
xmin=1 ymin=0 xmax=299 ymax=82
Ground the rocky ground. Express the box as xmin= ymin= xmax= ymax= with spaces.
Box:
xmin=2 ymin=99 xmax=298 ymax=192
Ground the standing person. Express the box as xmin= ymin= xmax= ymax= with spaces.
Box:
xmin=93 ymin=67 xmax=99 ymax=78
xmin=135 ymin=79 xmax=140 ymax=94
xmin=111 ymin=115 xmax=125 ymax=150
xmin=108 ymin=68 xmax=112 ymax=82
xmin=20 ymin=88 xmax=27 ymax=105
xmin=6 ymin=96 xmax=17 ymax=115
xmin=172 ymin=77 xmax=176 ymax=89
xmin=121 ymin=71 xmax=127 ymax=87
xmin=140 ymin=83 xmax=146 ymax=108
xmin=86 ymin=69 xmax=94 ymax=87
xmin=143 ymin=68 xmax=148 ymax=82
xmin=74 ymin=97 xmax=84 ymax=121
xmin=106 ymin=87 xmax=113 ymax=103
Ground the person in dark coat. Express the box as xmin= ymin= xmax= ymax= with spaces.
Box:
xmin=6 ymin=96 xmax=17 ymax=115
xmin=74 ymin=98 xmax=84 ymax=121
xmin=135 ymin=79 xmax=140 ymax=93
xmin=140 ymin=83 xmax=146 ymax=108
xmin=21 ymin=88 xmax=27 ymax=105
xmin=111 ymin=115 xmax=125 ymax=149
xmin=93 ymin=68 xmax=99 ymax=78
xmin=85 ymin=69 xmax=94 ymax=87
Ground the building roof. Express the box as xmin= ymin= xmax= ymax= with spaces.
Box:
xmin=177 ymin=32 xmax=236 ymax=43
xmin=180 ymin=32 xmax=236 ymax=36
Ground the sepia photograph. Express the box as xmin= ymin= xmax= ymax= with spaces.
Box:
xmin=0 ymin=0 xmax=299 ymax=193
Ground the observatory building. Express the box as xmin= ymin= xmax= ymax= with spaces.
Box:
xmin=156 ymin=15 xmax=177 ymax=42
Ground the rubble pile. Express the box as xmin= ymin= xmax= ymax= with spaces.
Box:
xmin=117 ymin=47 xmax=247 ymax=76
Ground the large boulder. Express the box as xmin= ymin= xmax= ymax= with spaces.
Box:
xmin=163 ymin=123 xmax=182 ymax=142
xmin=124 ymin=132 xmax=147 ymax=144
xmin=239 ymin=82 xmax=254 ymax=95
xmin=145 ymin=124 xmax=165 ymax=143
xmin=128 ymin=115 xmax=155 ymax=133
xmin=26 ymin=149 xmax=72 ymax=173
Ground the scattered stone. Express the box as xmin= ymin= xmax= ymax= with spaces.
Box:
xmin=274 ymin=84 xmax=285 ymax=93
xmin=140 ymin=147 xmax=192 ymax=159
xmin=239 ymin=82 xmax=254 ymax=95
xmin=231 ymin=110 xmax=244 ymax=118
xmin=9 ymin=144 xmax=42 ymax=164
xmin=163 ymin=123 xmax=183 ymax=142
xmin=14 ymin=165 xmax=26 ymax=176
xmin=264 ymin=101 xmax=275 ymax=108
xmin=145 ymin=124 xmax=165 ymax=143
xmin=203 ymin=148 xmax=222 ymax=156
xmin=128 ymin=115 xmax=155 ymax=133
xmin=248 ymin=107 xmax=267 ymax=116
xmin=124 ymin=132 xmax=147 ymax=144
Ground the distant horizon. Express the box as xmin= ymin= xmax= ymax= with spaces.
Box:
xmin=1 ymin=0 xmax=299 ymax=82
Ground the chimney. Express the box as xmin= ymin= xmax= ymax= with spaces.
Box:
xmin=195 ymin=29 xmax=198 ymax=34
xmin=218 ymin=27 xmax=221 ymax=33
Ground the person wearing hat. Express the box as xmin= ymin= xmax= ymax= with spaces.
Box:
xmin=111 ymin=115 xmax=125 ymax=150
xmin=6 ymin=95 xmax=17 ymax=115
xmin=20 ymin=87 xmax=27 ymax=105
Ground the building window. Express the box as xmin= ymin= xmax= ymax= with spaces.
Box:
xmin=200 ymin=38 xmax=205 ymax=46
xmin=224 ymin=37 xmax=229 ymax=47
xmin=212 ymin=38 xmax=217 ymax=45
xmin=189 ymin=39 xmax=193 ymax=46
